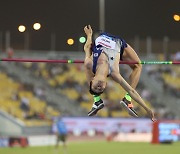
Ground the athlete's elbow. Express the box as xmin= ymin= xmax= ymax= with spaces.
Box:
xmin=84 ymin=58 xmax=92 ymax=70
xmin=84 ymin=46 xmax=88 ymax=52
xmin=84 ymin=45 xmax=91 ymax=51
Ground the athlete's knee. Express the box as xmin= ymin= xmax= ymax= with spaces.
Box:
xmin=137 ymin=63 xmax=142 ymax=72
xmin=131 ymin=63 xmax=142 ymax=72
xmin=136 ymin=63 xmax=142 ymax=70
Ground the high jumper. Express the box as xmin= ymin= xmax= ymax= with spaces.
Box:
xmin=83 ymin=25 xmax=156 ymax=121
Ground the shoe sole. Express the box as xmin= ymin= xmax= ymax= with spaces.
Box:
xmin=120 ymin=101 xmax=138 ymax=117
xmin=88 ymin=104 xmax=104 ymax=116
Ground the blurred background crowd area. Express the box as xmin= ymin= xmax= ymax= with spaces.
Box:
xmin=0 ymin=50 xmax=179 ymax=128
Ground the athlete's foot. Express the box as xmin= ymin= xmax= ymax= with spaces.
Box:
xmin=120 ymin=97 xmax=138 ymax=117
xmin=88 ymin=99 xmax=104 ymax=116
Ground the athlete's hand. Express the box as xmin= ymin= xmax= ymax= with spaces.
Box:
xmin=146 ymin=108 xmax=156 ymax=122
xmin=84 ymin=25 xmax=93 ymax=37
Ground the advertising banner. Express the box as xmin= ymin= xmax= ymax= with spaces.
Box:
xmin=62 ymin=117 xmax=152 ymax=134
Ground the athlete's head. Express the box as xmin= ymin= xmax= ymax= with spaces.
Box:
xmin=89 ymin=78 xmax=107 ymax=96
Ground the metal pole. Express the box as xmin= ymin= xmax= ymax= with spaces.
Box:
xmin=146 ymin=36 xmax=152 ymax=56
xmin=99 ymin=0 xmax=105 ymax=31
xmin=5 ymin=31 xmax=10 ymax=51
xmin=50 ymin=32 xmax=56 ymax=51
xmin=0 ymin=31 xmax=3 ymax=52
xmin=24 ymin=32 xmax=29 ymax=51
xmin=134 ymin=35 xmax=140 ymax=52
xmin=163 ymin=36 xmax=169 ymax=60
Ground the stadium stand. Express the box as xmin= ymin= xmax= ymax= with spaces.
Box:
xmin=0 ymin=71 xmax=60 ymax=127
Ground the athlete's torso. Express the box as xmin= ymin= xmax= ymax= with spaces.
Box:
xmin=92 ymin=33 xmax=127 ymax=74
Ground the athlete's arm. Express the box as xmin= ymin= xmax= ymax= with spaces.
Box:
xmin=111 ymin=72 xmax=156 ymax=122
xmin=84 ymin=25 xmax=93 ymax=58
xmin=83 ymin=25 xmax=94 ymax=84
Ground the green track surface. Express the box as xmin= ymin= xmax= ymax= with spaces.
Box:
xmin=0 ymin=141 xmax=180 ymax=154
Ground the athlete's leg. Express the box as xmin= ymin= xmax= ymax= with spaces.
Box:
xmin=122 ymin=44 xmax=142 ymax=89
xmin=111 ymin=55 xmax=138 ymax=117
xmin=119 ymin=44 xmax=142 ymax=117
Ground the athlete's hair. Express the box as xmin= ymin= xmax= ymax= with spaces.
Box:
xmin=89 ymin=81 xmax=103 ymax=96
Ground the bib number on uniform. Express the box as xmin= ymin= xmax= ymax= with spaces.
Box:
xmin=95 ymin=36 xmax=116 ymax=49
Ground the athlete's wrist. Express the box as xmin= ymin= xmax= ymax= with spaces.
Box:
xmin=87 ymin=33 xmax=92 ymax=38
